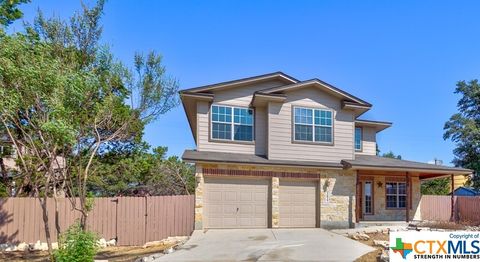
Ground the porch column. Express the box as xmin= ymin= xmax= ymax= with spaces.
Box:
xmin=405 ymin=172 xmax=410 ymax=223
xmin=355 ymin=172 xmax=360 ymax=223
xmin=450 ymin=174 xmax=455 ymax=222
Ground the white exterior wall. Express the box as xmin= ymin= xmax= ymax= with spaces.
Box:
xmin=267 ymin=87 xmax=355 ymax=162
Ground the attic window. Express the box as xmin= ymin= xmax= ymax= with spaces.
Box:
xmin=211 ymin=105 xmax=253 ymax=142
xmin=293 ymin=107 xmax=333 ymax=143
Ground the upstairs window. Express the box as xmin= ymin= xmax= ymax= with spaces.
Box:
xmin=293 ymin=107 xmax=333 ymax=143
xmin=355 ymin=127 xmax=362 ymax=151
xmin=211 ymin=105 xmax=253 ymax=142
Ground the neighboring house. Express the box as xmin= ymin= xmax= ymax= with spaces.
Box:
xmin=0 ymin=141 xmax=19 ymax=175
xmin=452 ymin=186 xmax=480 ymax=196
xmin=428 ymin=159 xmax=470 ymax=190
xmin=0 ymin=138 xmax=66 ymax=196
xmin=180 ymin=72 xmax=472 ymax=229
xmin=453 ymin=174 xmax=470 ymax=190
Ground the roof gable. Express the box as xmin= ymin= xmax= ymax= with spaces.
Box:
xmin=179 ymin=72 xmax=298 ymax=94
xmin=259 ymin=79 xmax=371 ymax=107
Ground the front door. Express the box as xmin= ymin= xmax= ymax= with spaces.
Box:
xmin=362 ymin=181 xmax=373 ymax=216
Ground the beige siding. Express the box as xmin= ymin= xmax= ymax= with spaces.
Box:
xmin=196 ymin=80 xmax=284 ymax=154
xmin=356 ymin=127 xmax=376 ymax=156
xmin=255 ymin=106 xmax=267 ymax=156
xmin=268 ymin=87 xmax=355 ymax=162
xmin=213 ymin=81 xmax=284 ymax=106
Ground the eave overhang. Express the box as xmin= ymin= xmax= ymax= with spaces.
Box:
xmin=180 ymin=72 xmax=298 ymax=94
xmin=179 ymin=91 xmax=214 ymax=101
xmin=343 ymin=164 xmax=472 ymax=175
xmin=342 ymin=101 xmax=372 ymax=117
xmin=250 ymin=92 xmax=286 ymax=107
xmin=355 ymin=119 xmax=392 ymax=132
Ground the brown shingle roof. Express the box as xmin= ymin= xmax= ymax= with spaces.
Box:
xmin=183 ymin=150 xmax=472 ymax=174
xmin=182 ymin=150 xmax=343 ymax=169
xmin=342 ymin=155 xmax=472 ymax=174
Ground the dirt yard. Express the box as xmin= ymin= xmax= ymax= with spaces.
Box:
xmin=0 ymin=244 xmax=172 ymax=262
xmin=354 ymin=232 xmax=389 ymax=262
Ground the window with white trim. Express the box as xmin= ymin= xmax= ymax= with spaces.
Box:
xmin=211 ymin=105 xmax=253 ymax=142
xmin=293 ymin=107 xmax=333 ymax=143
xmin=386 ymin=182 xmax=407 ymax=208
xmin=355 ymin=127 xmax=362 ymax=151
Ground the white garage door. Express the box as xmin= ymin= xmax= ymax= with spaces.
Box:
xmin=279 ymin=180 xmax=317 ymax=227
xmin=204 ymin=177 xmax=269 ymax=228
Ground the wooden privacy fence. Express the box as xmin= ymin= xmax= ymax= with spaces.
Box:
xmin=0 ymin=196 xmax=194 ymax=246
xmin=420 ymin=195 xmax=480 ymax=224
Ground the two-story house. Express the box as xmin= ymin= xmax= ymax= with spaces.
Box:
xmin=180 ymin=72 xmax=471 ymax=229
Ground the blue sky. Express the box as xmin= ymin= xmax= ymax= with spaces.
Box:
xmin=9 ymin=1 xmax=480 ymax=165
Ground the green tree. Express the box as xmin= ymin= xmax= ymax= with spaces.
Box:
xmin=0 ymin=0 xmax=29 ymax=28
xmin=0 ymin=0 xmax=179 ymax=256
xmin=421 ymin=178 xmax=450 ymax=195
xmin=444 ymin=80 xmax=480 ymax=189
xmin=382 ymin=150 xmax=402 ymax=159
xmin=88 ymin=145 xmax=194 ymax=197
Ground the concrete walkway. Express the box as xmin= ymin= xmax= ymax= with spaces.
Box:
xmin=156 ymin=228 xmax=375 ymax=261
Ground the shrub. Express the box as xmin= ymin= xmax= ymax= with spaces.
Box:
xmin=54 ymin=223 xmax=99 ymax=262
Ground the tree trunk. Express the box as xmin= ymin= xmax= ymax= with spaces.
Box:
xmin=80 ymin=212 xmax=88 ymax=230
xmin=53 ymin=188 xmax=61 ymax=241
xmin=39 ymin=196 xmax=53 ymax=258
xmin=79 ymin=189 xmax=88 ymax=230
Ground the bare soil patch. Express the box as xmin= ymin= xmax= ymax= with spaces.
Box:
xmin=354 ymin=232 xmax=389 ymax=262
xmin=0 ymin=244 xmax=171 ymax=262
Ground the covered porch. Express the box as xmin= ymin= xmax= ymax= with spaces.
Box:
xmin=342 ymin=155 xmax=472 ymax=224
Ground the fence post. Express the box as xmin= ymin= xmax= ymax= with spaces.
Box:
xmin=144 ymin=196 xmax=148 ymax=245
xmin=110 ymin=198 xmax=119 ymax=241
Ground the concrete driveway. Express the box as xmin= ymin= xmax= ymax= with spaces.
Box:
xmin=156 ymin=228 xmax=375 ymax=261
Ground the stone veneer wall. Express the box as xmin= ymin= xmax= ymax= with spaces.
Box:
xmin=194 ymin=163 xmax=357 ymax=230
xmin=362 ymin=175 xmax=421 ymax=221
xmin=194 ymin=165 xmax=204 ymax=230
xmin=271 ymin=177 xmax=280 ymax=228
xmin=319 ymin=170 xmax=357 ymax=229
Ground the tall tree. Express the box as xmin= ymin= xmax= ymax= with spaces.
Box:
xmin=444 ymin=80 xmax=480 ymax=189
xmin=0 ymin=0 xmax=29 ymax=28
xmin=0 ymin=0 xmax=179 ymax=256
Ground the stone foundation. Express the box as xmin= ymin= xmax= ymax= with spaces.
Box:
xmin=194 ymin=165 xmax=204 ymax=230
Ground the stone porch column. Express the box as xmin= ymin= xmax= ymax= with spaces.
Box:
xmin=271 ymin=176 xmax=280 ymax=228
xmin=194 ymin=165 xmax=204 ymax=230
